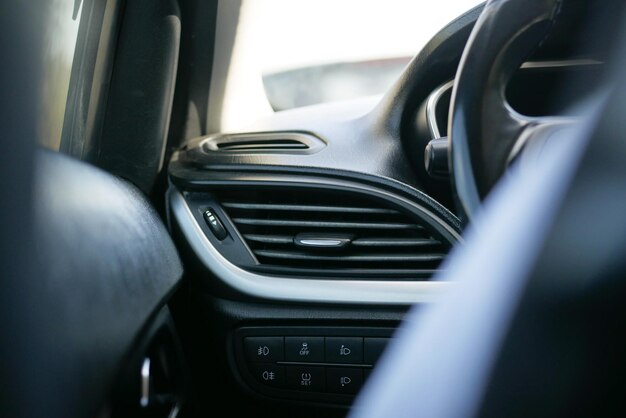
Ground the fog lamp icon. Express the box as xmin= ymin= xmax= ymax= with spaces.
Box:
xmin=339 ymin=344 xmax=351 ymax=356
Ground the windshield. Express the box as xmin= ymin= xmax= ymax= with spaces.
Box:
xmin=220 ymin=0 xmax=482 ymax=131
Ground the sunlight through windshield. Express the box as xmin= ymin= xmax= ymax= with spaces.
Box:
xmin=221 ymin=0 xmax=482 ymax=131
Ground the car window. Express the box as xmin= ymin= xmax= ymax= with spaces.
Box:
xmin=220 ymin=0 xmax=482 ymax=131
xmin=38 ymin=0 xmax=82 ymax=150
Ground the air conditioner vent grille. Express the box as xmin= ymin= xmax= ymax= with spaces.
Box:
xmin=217 ymin=188 xmax=453 ymax=279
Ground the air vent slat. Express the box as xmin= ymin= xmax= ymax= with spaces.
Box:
xmin=232 ymin=218 xmax=422 ymax=230
xmin=243 ymin=235 xmax=440 ymax=247
xmin=351 ymin=238 xmax=440 ymax=247
xmin=248 ymin=265 xmax=440 ymax=278
xmin=223 ymin=202 xmax=398 ymax=214
xmin=215 ymin=188 xmax=454 ymax=279
xmin=254 ymin=250 xmax=445 ymax=263
xmin=243 ymin=234 xmax=293 ymax=244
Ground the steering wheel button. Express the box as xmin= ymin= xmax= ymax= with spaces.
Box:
xmin=325 ymin=337 xmax=363 ymax=364
xmin=244 ymin=337 xmax=284 ymax=362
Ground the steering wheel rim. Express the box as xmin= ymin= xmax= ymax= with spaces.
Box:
xmin=449 ymin=0 xmax=570 ymax=221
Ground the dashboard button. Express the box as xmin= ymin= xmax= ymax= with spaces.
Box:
xmin=285 ymin=336 xmax=324 ymax=362
xmin=364 ymin=338 xmax=390 ymax=364
xmin=325 ymin=337 xmax=363 ymax=364
xmin=244 ymin=336 xmax=284 ymax=362
xmin=285 ymin=366 xmax=325 ymax=392
xmin=326 ymin=367 xmax=363 ymax=395
xmin=249 ymin=363 xmax=284 ymax=387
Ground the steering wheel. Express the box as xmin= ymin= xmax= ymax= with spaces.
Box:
xmin=449 ymin=0 xmax=577 ymax=220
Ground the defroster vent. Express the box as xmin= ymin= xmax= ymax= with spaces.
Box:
xmin=201 ymin=132 xmax=325 ymax=154
xmin=216 ymin=188 xmax=454 ymax=279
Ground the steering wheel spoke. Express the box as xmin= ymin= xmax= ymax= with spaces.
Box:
xmin=507 ymin=115 xmax=579 ymax=165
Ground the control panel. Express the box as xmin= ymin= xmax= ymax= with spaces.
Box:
xmin=231 ymin=327 xmax=393 ymax=404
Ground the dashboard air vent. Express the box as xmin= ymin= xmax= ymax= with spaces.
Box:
xmin=202 ymin=132 xmax=325 ymax=154
xmin=217 ymin=188 xmax=453 ymax=279
xmin=216 ymin=138 xmax=307 ymax=152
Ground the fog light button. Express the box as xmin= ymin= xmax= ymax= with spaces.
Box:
xmin=326 ymin=367 xmax=363 ymax=394
xmin=325 ymin=337 xmax=363 ymax=363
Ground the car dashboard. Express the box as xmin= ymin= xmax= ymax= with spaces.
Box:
xmin=165 ymin=2 xmax=609 ymax=413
